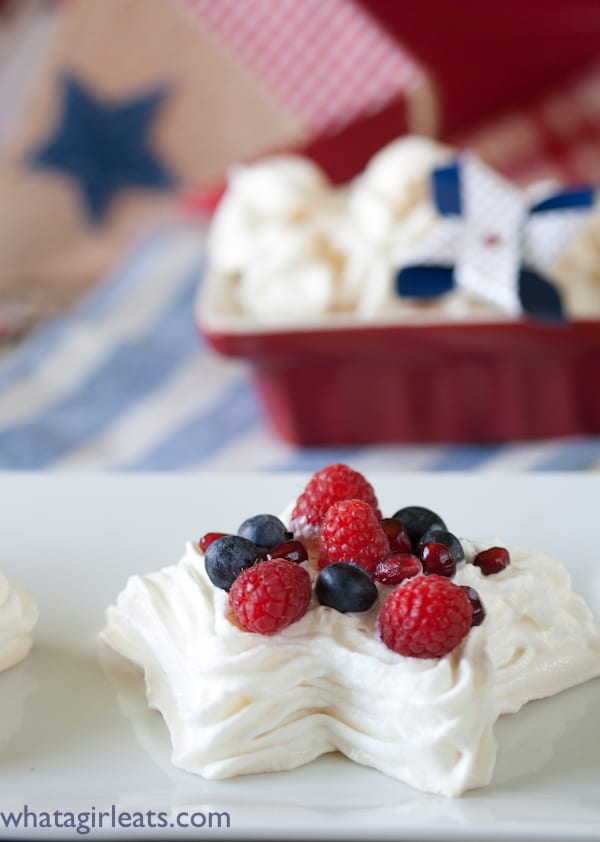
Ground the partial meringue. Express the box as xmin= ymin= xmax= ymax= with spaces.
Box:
xmin=0 ymin=572 xmax=37 ymax=672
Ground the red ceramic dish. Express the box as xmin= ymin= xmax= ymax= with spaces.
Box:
xmin=199 ymin=298 xmax=600 ymax=445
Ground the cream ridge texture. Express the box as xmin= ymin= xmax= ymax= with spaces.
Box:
xmin=0 ymin=572 xmax=37 ymax=672
xmin=102 ymin=541 xmax=600 ymax=797
xmin=206 ymin=136 xmax=600 ymax=323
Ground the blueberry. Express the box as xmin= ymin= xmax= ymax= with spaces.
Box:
xmin=315 ymin=563 xmax=378 ymax=613
xmin=237 ymin=514 xmax=289 ymax=550
xmin=417 ymin=528 xmax=465 ymax=564
xmin=392 ymin=506 xmax=446 ymax=545
xmin=204 ymin=535 xmax=260 ymax=590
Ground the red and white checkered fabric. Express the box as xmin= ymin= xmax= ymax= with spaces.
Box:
xmin=460 ymin=61 xmax=600 ymax=187
xmin=184 ymin=0 xmax=422 ymax=136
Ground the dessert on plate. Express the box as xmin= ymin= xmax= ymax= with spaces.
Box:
xmin=0 ymin=571 xmax=37 ymax=672
xmin=102 ymin=465 xmax=600 ymax=797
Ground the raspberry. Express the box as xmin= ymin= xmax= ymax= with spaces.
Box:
xmin=290 ymin=464 xmax=380 ymax=539
xmin=377 ymin=575 xmax=473 ymax=659
xmin=229 ymin=559 xmax=312 ymax=635
xmin=319 ymin=499 xmax=390 ymax=573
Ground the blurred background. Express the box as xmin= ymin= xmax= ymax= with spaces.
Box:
xmin=1 ymin=0 xmax=600 ymax=471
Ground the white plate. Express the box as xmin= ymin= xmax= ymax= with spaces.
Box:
xmin=1 ymin=472 xmax=599 ymax=841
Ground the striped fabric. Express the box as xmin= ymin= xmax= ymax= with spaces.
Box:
xmin=1 ymin=224 xmax=599 ymax=472
xmin=186 ymin=0 xmax=422 ymax=136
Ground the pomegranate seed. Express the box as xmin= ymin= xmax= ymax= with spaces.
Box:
xmin=374 ymin=553 xmax=423 ymax=585
xmin=474 ymin=546 xmax=510 ymax=576
xmin=381 ymin=518 xmax=412 ymax=553
xmin=199 ymin=532 xmax=228 ymax=553
xmin=461 ymin=586 xmax=486 ymax=626
xmin=417 ymin=528 xmax=464 ymax=565
xmin=420 ymin=542 xmax=456 ymax=578
xmin=265 ymin=539 xmax=308 ymax=564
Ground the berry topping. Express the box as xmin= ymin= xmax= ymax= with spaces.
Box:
xmin=319 ymin=499 xmax=390 ymax=573
xmin=199 ymin=532 xmax=228 ymax=553
xmin=237 ymin=514 xmax=290 ymax=550
xmin=417 ymin=528 xmax=465 ymax=565
xmin=391 ymin=506 xmax=446 ymax=545
xmin=204 ymin=535 xmax=261 ymax=591
xmin=420 ymin=542 xmax=457 ymax=578
xmin=381 ymin=518 xmax=412 ymax=553
xmin=290 ymin=463 xmax=380 ymax=538
xmin=473 ymin=546 xmax=510 ymax=576
xmin=315 ymin=563 xmax=378 ymax=613
xmin=461 ymin=586 xmax=486 ymax=626
xmin=377 ymin=575 xmax=473 ymax=659
xmin=373 ymin=554 xmax=423 ymax=585
xmin=229 ymin=559 xmax=312 ymax=634
xmin=265 ymin=539 xmax=308 ymax=564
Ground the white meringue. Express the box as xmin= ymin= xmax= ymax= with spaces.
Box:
xmin=102 ymin=540 xmax=600 ymax=797
xmin=0 ymin=572 xmax=37 ymax=672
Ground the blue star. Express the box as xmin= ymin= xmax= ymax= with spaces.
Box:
xmin=30 ymin=74 xmax=176 ymax=221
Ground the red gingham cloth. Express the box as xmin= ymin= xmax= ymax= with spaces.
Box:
xmin=459 ymin=61 xmax=600 ymax=187
xmin=180 ymin=0 xmax=600 ymax=215
xmin=185 ymin=0 xmax=423 ymax=136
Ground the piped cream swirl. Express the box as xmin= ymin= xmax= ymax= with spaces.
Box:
xmin=454 ymin=543 xmax=600 ymax=716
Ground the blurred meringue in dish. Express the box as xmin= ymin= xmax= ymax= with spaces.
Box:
xmin=204 ymin=136 xmax=600 ymax=324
